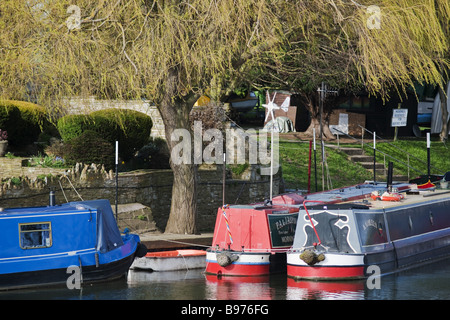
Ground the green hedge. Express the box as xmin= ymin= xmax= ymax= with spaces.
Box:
xmin=57 ymin=114 xmax=93 ymax=142
xmin=0 ymin=100 xmax=55 ymax=147
xmin=57 ymin=109 xmax=153 ymax=161
xmin=64 ymin=130 xmax=115 ymax=168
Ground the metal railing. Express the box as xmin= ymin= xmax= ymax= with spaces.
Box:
xmin=332 ymin=127 xmax=427 ymax=178
xmin=359 ymin=126 xmax=441 ymax=174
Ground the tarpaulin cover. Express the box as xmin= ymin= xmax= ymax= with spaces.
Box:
xmin=69 ymin=200 xmax=124 ymax=253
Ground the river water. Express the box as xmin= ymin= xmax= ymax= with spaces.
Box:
xmin=1 ymin=258 xmax=450 ymax=301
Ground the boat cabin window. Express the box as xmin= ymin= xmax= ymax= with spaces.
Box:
xmin=19 ymin=222 xmax=52 ymax=249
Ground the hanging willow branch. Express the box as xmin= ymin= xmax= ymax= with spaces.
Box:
xmin=0 ymin=0 xmax=448 ymax=111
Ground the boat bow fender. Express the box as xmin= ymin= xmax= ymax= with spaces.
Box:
xmin=135 ymin=243 xmax=148 ymax=258
xmin=216 ymin=252 xmax=239 ymax=267
xmin=299 ymin=250 xmax=325 ymax=266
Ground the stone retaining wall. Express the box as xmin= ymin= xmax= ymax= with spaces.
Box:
xmin=0 ymin=161 xmax=283 ymax=232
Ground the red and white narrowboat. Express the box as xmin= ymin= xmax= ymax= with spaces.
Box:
xmin=205 ymin=193 xmax=303 ymax=277
xmin=206 ymin=181 xmax=413 ymax=277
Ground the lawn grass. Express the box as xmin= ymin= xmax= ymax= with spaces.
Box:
xmin=279 ymin=137 xmax=450 ymax=192
xmin=279 ymin=141 xmax=372 ymax=191
xmin=361 ymin=139 xmax=450 ymax=178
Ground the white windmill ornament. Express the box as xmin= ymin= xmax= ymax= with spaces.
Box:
xmin=263 ymin=92 xmax=290 ymax=132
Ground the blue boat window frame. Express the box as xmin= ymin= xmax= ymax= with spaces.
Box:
xmin=18 ymin=222 xmax=52 ymax=249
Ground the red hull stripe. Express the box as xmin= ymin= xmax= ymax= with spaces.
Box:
xmin=287 ymin=264 xmax=365 ymax=280
xmin=206 ymin=262 xmax=270 ymax=276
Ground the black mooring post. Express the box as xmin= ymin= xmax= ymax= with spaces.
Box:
xmin=427 ymin=132 xmax=431 ymax=181
xmin=115 ymin=141 xmax=119 ymax=221
xmin=222 ymin=153 xmax=226 ymax=206
xmin=387 ymin=161 xmax=394 ymax=192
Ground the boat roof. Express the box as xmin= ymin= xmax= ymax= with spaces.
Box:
xmin=227 ymin=182 xmax=449 ymax=211
xmin=368 ymin=189 xmax=450 ymax=209
xmin=0 ymin=199 xmax=109 ymax=217
xmin=0 ymin=199 xmax=123 ymax=253
xmin=303 ymin=182 xmax=410 ymax=203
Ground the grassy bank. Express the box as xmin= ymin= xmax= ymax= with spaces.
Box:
xmin=279 ymin=138 xmax=450 ymax=191
xmin=360 ymin=139 xmax=450 ymax=178
xmin=279 ymin=141 xmax=372 ymax=191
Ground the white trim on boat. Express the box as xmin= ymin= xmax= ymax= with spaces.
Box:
xmin=287 ymin=252 xmax=365 ymax=267
xmin=0 ymin=247 xmax=96 ymax=261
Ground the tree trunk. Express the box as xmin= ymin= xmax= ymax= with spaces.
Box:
xmin=438 ymin=85 xmax=449 ymax=142
xmin=165 ymin=159 xmax=198 ymax=234
xmin=304 ymin=118 xmax=336 ymax=140
xmin=300 ymin=93 xmax=336 ymax=140
xmin=158 ymin=69 xmax=199 ymax=234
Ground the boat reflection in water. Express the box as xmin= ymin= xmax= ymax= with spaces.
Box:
xmin=286 ymin=278 xmax=365 ymax=300
xmin=205 ymin=274 xmax=273 ymax=300
xmin=127 ymin=269 xmax=205 ymax=284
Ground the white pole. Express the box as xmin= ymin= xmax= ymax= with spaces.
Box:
xmin=373 ymin=132 xmax=376 ymax=149
xmin=313 ymin=128 xmax=316 ymax=151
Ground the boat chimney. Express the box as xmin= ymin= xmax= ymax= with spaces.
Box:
xmin=49 ymin=187 xmax=56 ymax=206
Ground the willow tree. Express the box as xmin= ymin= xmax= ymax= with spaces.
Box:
xmin=0 ymin=0 xmax=308 ymax=234
xmin=250 ymin=0 xmax=450 ymax=139
xmin=1 ymin=0 xmax=449 ymax=234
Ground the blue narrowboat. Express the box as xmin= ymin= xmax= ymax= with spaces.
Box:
xmin=0 ymin=198 xmax=147 ymax=290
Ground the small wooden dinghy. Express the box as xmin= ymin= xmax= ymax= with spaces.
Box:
xmin=131 ymin=249 xmax=206 ymax=271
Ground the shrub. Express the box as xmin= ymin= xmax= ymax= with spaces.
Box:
xmin=0 ymin=100 xmax=57 ymax=147
xmin=134 ymin=137 xmax=170 ymax=169
xmin=58 ymin=109 xmax=153 ymax=162
xmin=64 ymin=130 xmax=115 ymax=169
xmin=57 ymin=114 xmax=93 ymax=142
xmin=91 ymin=109 xmax=153 ymax=160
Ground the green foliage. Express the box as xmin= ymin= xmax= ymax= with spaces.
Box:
xmin=91 ymin=109 xmax=153 ymax=161
xmin=64 ymin=130 xmax=115 ymax=169
xmin=133 ymin=137 xmax=170 ymax=169
xmin=29 ymin=155 xmax=67 ymax=168
xmin=57 ymin=109 xmax=153 ymax=162
xmin=229 ymin=163 xmax=250 ymax=177
xmin=57 ymin=114 xmax=92 ymax=142
xmin=0 ymin=100 xmax=57 ymax=147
